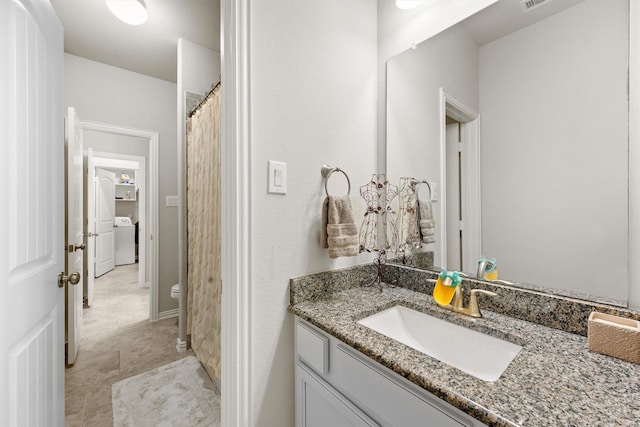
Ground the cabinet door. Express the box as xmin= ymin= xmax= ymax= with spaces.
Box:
xmin=296 ymin=363 xmax=379 ymax=427
xmin=333 ymin=345 xmax=471 ymax=427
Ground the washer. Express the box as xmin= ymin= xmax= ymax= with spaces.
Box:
xmin=114 ymin=217 xmax=135 ymax=265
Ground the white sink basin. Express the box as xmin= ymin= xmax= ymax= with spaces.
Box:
xmin=358 ymin=305 xmax=522 ymax=381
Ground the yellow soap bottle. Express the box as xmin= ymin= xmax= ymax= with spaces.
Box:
xmin=478 ymin=256 xmax=498 ymax=281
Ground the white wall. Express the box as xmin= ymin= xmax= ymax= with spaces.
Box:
xmin=377 ymin=0 xmax=497 ymax=172
xmin=249 ymin=0 xmax=377 ymax=425
xmin=629 ymin=0 xmax=640 ymax=310
xmin=64 ymin=53 xmax=179 ymax=314
xmin=178 ymin=39 xmax=220 ymax=98
xmin=383 ymin=0 xmax=634 ymax=305
xmin=386 ymin=25 xmax=479 ymax=263
xmin=479 ymin=0 xmax=628 ymax=301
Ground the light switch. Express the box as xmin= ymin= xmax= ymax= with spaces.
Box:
xmin=268 ymin=160 xmax=287 ymax=194
xmin=430 ymin=183 xmax=438 ymax=202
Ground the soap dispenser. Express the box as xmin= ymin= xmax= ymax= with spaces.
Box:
xmin=477 ymin=256 xmax=498 ymax=281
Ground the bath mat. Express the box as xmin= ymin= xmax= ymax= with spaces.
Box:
xmin=112 ymin=356 xmax=220 ymax=427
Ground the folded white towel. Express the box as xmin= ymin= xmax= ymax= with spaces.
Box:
xmin=321 ymin=196 xmax=359 ymax=258
xmin=417 ymin=199 xmax=436 ymax=244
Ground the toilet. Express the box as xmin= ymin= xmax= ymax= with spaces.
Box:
xmin=171 ymin=284 xmax=180 ymax=302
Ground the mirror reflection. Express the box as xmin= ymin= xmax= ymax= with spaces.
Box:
xmin=386 ymin=0 xmax=629 ymax=305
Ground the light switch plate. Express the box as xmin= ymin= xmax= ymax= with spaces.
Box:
xmin=430 ymin=183 xmax=438 ymax=202
xmin=268 ymin=161 xmax=287 ymax=194
xmin=166 ymin=195 xmax=179 ymax=207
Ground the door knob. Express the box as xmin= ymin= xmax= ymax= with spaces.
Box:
xmin=58 ymin=272 xmax=81 ymax=288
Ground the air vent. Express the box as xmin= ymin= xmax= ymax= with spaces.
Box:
xmin=519 ymin=0 xmax=553 ymax=13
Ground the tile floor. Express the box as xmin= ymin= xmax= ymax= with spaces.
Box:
xmin=65 ymin=264 xmax=193 ymax=427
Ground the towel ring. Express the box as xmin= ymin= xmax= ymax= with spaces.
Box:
xmin=411 ymin=178 xmax=432 ymax=200
xmin=321 ymin=165 xmax=351 ymax=196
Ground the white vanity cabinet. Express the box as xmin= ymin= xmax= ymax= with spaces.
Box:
xmin=295 ymin=317 xmax=485 ymax=427
xmin=296 ymin=363 xmax=379 ymax=427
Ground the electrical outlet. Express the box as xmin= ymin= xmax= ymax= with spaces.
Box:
xmin=166 ymin=195 xmax=179 ymax=207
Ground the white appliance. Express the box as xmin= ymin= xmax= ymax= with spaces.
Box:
xmin=114 ymin=216 xmax=135 ymax=265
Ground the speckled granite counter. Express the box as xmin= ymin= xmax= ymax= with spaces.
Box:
xmin=289 ymin=266 xmax=640 ymax=426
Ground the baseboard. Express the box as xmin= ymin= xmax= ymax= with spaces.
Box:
xmin=158 ymin=308 xmax=179 ymax=320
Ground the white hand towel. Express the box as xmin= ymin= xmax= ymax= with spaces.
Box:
xmin=321 ymin=195 xmax=359 ymax=258
xmin=417 ymin=198 xmax=436 ymax=244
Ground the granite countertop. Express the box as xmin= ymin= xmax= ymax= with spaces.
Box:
xmin=289 ymin=284 xmax=640 ymax=426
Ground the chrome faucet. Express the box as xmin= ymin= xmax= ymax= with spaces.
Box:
xmin=477 ymin=258 xmax=488 ymax=279
xmin=438 ymin=285 xmax=497 ymax=318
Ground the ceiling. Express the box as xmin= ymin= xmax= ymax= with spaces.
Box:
xmin=50 ymin=0 xmax=221 ymax=83
xmin=460 ymin=0 xmax=585 ymax=46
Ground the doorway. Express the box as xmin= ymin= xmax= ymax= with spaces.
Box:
xmin=76 ymin=118 xmax=160 ymax=320
xmin=439 ymin=88 xmax=482 ymax=272
xmin=90 ymin=154 xmax=146 ymax=288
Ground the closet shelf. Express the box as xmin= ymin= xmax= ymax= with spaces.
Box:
xmin=115 ymin=184 xmax=138 ymax=202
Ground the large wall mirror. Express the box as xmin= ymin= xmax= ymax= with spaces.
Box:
xmin=386 ymin=0 xmax=630 ymax=306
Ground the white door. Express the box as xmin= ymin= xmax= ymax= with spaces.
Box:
xmin=95 ymin=168 xmax=116 ymax=277
xmin=446 ymin=122 xmax=462 ymax=271
xmin=0 ymin=0 xmax=65 ymax=425
xmin=66 ymin=107 xmax=84 ymax=365
xmin=86 ymin=148 xmax=96 ymax=305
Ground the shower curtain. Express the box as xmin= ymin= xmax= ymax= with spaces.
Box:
xmin=186 ymin=83 xmax=221 ymax=380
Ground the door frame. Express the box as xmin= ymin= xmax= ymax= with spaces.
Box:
xmin=92 ymin=153 xmax=146 ymax=291
xmin=78 ymin=120 xmax=160 ymax=320
xmin=439 ymin=88 xmax=481 ymax=273
xmin=221 ymin=0 xmax=252 ymax=425
xmin=65 ymin=107 xmax=84 ymax=366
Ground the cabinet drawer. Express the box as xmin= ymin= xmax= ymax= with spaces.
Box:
xmin=333 ymin=344 xmax=471 ymax=427
xmin=296 ymin=321 xmax=329 ymax=375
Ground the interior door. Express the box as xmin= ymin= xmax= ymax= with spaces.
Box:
xmin=0 ymin=0 xmax=65 ymax=424
xmin=446 ymin=122 xmax=462 ymax=271
xmin=95 ymin=168 xmax=116 ymax=277
xmin=65 ymin=107 xmax=84 ymax=365
xmin=86 ymin=148 xmax=96 ymax=306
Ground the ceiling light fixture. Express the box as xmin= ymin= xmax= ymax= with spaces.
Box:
xmin=106 ymin=0 xmax=148 ymax=25
xmin=395 ymin=0 xmax=425 ymax=10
